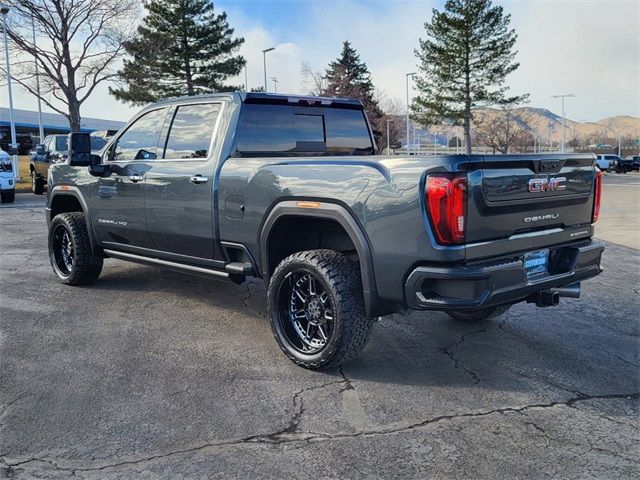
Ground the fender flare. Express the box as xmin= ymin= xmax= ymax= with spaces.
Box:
xmin=48 ymin=186 xmax=98 ymax=252
xmin=260 ymin=200 xmax=389 ymax=317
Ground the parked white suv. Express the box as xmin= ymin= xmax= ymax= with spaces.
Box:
xmin=0 ymin=148 xmax=15 ymax=203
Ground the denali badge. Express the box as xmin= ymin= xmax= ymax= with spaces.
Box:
xmin=528 ymin=176 xmax=567 ymax=193
xmin=524 ymin=213 xmax=559 ymax=223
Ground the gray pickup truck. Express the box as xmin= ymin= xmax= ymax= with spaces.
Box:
xmin=46 ymin=92 xmax=604 ymax=368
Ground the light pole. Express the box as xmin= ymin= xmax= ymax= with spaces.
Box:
xmin=552 ymin=93 xmax=575 ymax=153
xmin=386 ymin=118 xmax=391 ymax=155
xmin=262 ymin=47 xmax=275 ymax=91
xmin=1 ymin=6 xmax=18 ymax=180
xmin=31 ymin=15 xmax=44 ymax=142
xmin=271 ymin=76 xmax=278 ymax=93
xmin=405 ymin=72 xmax=416 ymax=155
xmin=243 ymin=64 xmax=248 ymax=92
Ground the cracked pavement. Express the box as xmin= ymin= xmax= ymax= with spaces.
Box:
xmin=1 ymin=193 xmax=639 ymax=479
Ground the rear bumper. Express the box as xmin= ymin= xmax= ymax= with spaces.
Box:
xmin=405 ymin=239 xmax=604 ymax=310
xmin=0 ymin=173 xmax=14 ymax=190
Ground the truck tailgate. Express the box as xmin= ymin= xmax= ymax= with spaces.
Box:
xmin=466 ymin=155 xmax=597 ymax=243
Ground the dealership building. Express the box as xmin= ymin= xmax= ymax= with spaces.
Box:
xmin=0 ymin=107 xmax=124 ymax=154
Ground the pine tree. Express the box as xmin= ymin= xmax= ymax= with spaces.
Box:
xmin=411 ymin=0 xmax=527 ymax=153
xmin=110 ymin=0 xmax=245 ymax=104
xmin=322 ymin=41 xmax=385 ymax=148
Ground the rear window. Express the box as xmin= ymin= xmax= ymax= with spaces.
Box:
xmin=55 ymin=136 xmax=68 ymax=152
xmin=90 ymin=137 xmax=107 ymax=150
xmin=233 ymin=104 xmax=374 ymax=157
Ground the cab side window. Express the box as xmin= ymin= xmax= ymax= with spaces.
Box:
xmin=162 ymin=103 xmax=221 ymax=159
xmin=112 ymin=108 xmax=166 ymax=161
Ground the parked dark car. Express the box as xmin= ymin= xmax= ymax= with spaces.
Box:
xmin=30 ymin=134 xmax=107 ymax=194
xmin=610 ymin=155 xmax=636 ymax=173
xmin=45 ymin=93 xmax=604 ymax=369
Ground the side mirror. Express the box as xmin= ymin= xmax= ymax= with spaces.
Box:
xmin=88 ymin=153 xmax=110 ymax=177
xmin=68 ymin=132 xmax=92 ymax=166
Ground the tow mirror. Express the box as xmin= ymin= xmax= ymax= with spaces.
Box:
xmin=68 ymin=132 xmax=92 ymax=166
xmin=88 ymin=152 xmax=109 ymax=177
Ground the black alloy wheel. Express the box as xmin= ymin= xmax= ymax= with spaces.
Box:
xmin=276 ymin=269 xmax=335 ymax=354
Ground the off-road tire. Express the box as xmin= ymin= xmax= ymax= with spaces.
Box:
xmin=48 ymin=212 xmax=103 ymax=285
xmin=32 ymin=172 xmax=45 ymax=195
xmin=447 ymin=304 xmax=511 ymax=323
xmin=0 ymin=189 xmax=15 ymax=203
xmin=267 ymin=249 xmax=373 ymax=369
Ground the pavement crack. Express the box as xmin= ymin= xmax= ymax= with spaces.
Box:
xmin=603 ymin=349 xmax=640 ymax=368
xmin=3 ymin=392 xmax=637 ymax=474
xmin=439 ymin=329 xmax=485 ymax=385
xmin=0 ymin=392 xmax=27 ymax=423
xmin=338 ymin=365 xmax=355 ymax=391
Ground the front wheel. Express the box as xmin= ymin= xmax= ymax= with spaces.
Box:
xmin=447 ymin=304 xmax=511 ymax=323
xmin=267 ymin=249 xmax=373 ymax=369
xmin=48 ymin=212 xmax=103 ymax=285
xmin=32 ymin=172 xmax=45 ymax=194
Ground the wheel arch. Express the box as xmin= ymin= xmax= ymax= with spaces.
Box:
xmin=48 ymin=187 xmax=99 ymax=254
xmin=260 ymin=200 xmax=392 ymax=317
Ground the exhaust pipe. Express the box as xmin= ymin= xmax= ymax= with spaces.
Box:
xmin=551 ymin=283 xmax=581 ymax=299
xmin=527 ymin=282 xmax=581 ymax=307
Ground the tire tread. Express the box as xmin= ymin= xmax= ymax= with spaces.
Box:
xmin=49 ymin=212 xmax=102 ymax=285
xmin=267 ymin=249 xmax=373 ymax=369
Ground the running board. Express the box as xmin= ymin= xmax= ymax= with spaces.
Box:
xmin=103 ymin=249 xmax=230 ymax=279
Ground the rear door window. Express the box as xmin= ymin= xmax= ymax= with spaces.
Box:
xmin=162 ymin=103 xmax=221 ymax=159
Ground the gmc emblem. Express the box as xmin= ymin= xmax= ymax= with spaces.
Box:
xmin=528 ymin=176 xmax=567 ymax=193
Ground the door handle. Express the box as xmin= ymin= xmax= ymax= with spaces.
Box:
xmin=128 ymin=174 xmax=143 ymax=182
xmin=190 ymin=175 xmax=209 ymax=184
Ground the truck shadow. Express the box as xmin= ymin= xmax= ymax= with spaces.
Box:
xmin=91 ymin=262 xmax=640 ymax=403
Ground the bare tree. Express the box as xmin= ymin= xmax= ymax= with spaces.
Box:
xmin=300 ymin=62 xmax=325 ymax=96
xmin=474 ymin=107 xmax=533 ymax=153
xmin=376 ymin=95 xmax=403 ymax=153
xmin=4 ymin=0 xmax=139 ymax=131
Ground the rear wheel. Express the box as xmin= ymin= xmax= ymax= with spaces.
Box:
xmin=0 ymin=189 xmax=14 ymax=203
xmin=32 ymin=172 xmax=45 ymax=195
xmin=447 ymin=304 xmax=511 ymax=323
xmin=267 ymin=249 xmax=373 ymax=369
xmin=48 ymin=212 xmax=103 ymax=285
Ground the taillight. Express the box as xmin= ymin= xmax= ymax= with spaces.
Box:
xmin=592 ymin=170 xmax=602 ymax=222
xmin=426 ymin=173 xmax=467 ymax=244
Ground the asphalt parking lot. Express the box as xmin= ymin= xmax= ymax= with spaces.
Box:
xmin=1 ymin=174 xmax=638 ymax=479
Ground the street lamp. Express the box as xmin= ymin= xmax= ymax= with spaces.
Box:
xmin=271 ymin=76 xmax=278 ymax=93
xmin=262 ymin=47 xmax=275 ymax=91
xmin=31 ymin=15 xmax=43 ymax=142
xmin=1 ymin=5 xmax=19 ymax=180
xmin=552 ymin=93 xmax=575 ymax=153
xmin=243 ymin=64 xmax=248 ymax=92
xmin=405 ymin=72 xmax=416 ymax=155
xmin=386 ymin=118 xmax=391 ymax=155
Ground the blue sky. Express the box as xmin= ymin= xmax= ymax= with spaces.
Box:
xmin=2 ymin=0 xmax=639 ymax=123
